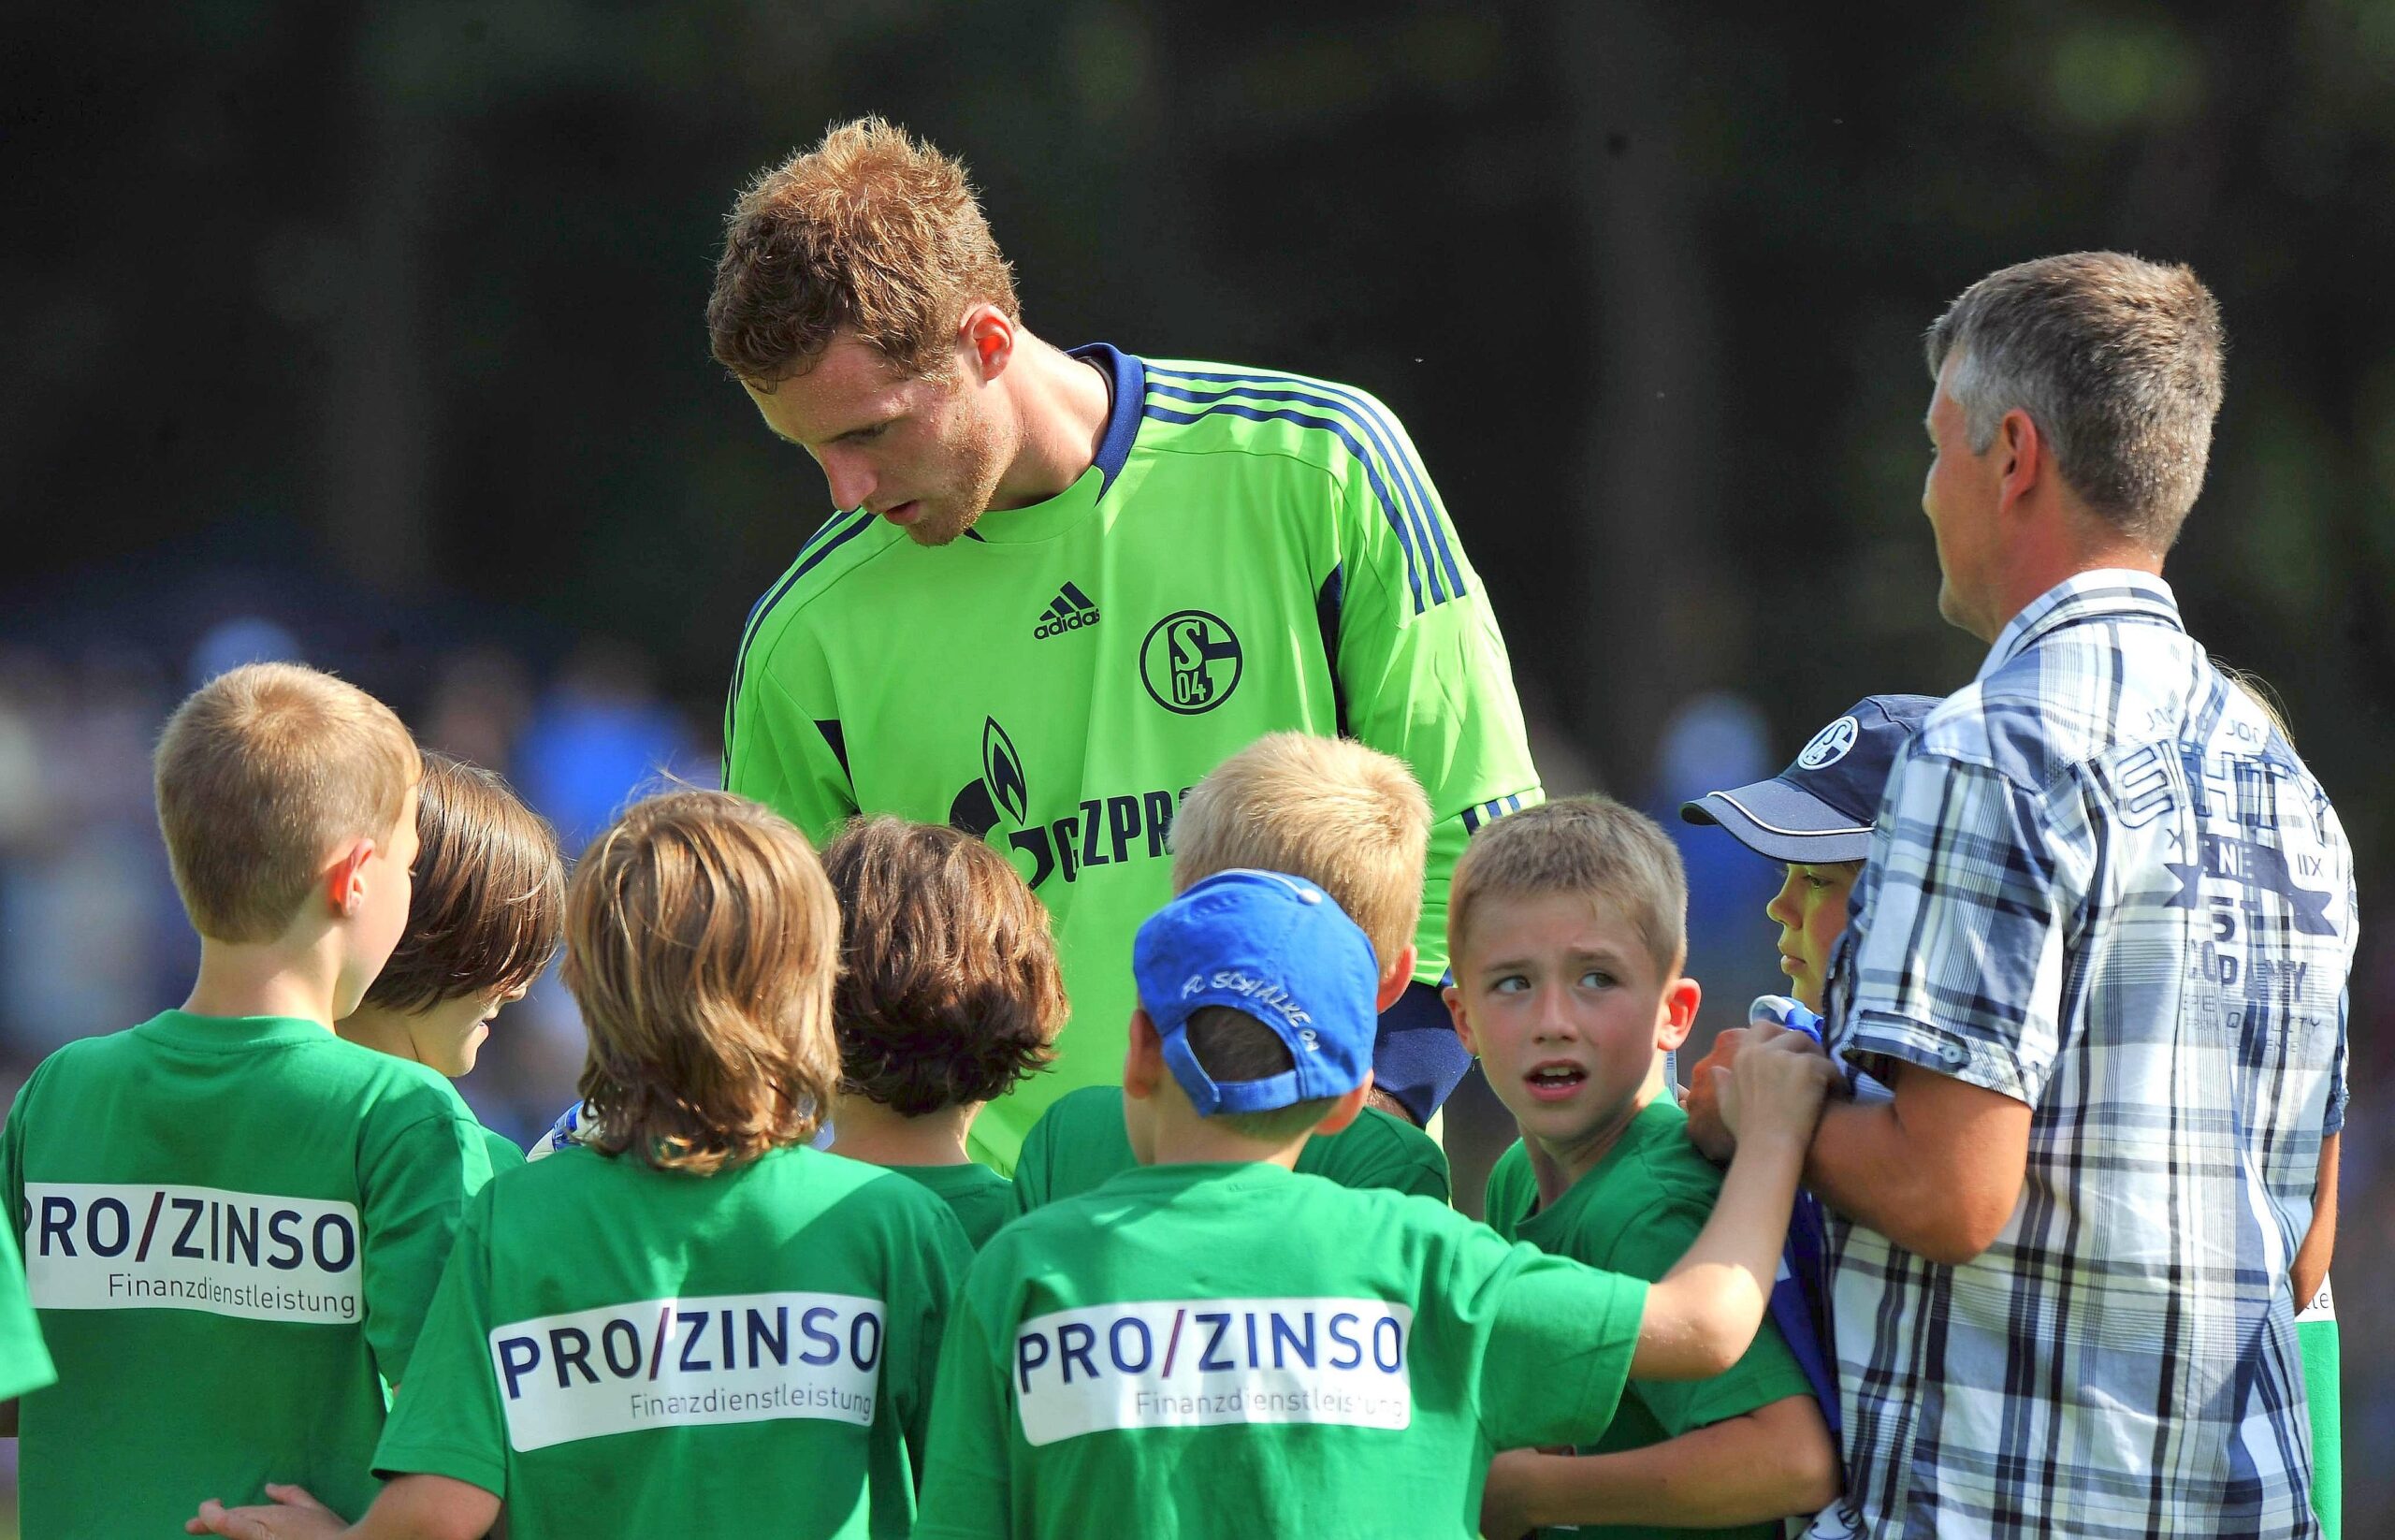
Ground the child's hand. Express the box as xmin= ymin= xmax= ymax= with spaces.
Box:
xmin=186 ymin=1483 xmax=348 ymax=1540
xmin=1712 ymin=1022 xmax=1832 ymax=1146
xmin=1479 ymin=1448 xmax=1546 ymax=1539
xmin=1680 ymin=1027 xmax=1749 ymax=1162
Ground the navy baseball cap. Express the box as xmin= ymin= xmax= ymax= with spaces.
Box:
xmin=1680 ymin=695 xmax=1939 ymax=863
xmin=1131 ymin=869 xmax=1381 ymax=1116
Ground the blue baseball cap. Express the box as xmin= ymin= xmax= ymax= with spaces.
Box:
xmin=1680 ymin=695 xmax=1939 ymax=863
xmin=1131 ymin=869 xmax=1381 ymax=1116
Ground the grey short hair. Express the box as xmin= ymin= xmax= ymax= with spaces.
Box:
xmin=1925 ymin=253 xmax=2225 ymax=550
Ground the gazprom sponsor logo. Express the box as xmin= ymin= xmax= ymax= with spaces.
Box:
xmin=22 ymin=1182 xmax=360 ymax=1324
xmin=1012 ymin=1296 xmax=1411 ymax=1446
xmin=490 ymin=1290 xmax=883 ymax=1452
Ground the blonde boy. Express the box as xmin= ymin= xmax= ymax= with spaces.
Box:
xmin=1011 ymin=733 xmax=1449 ymax=1205
xmin=194 ymin=792 xmax=972 ymax=1540
xmin=1448 ymin=798 xmax=1838 ymax=1539
xmin=1 ymin=662 xmax=494 ymax=1537
xmin=916 ymin=870 xmax=1834 ymax=1538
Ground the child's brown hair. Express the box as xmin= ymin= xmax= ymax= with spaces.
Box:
xmin=153 ymin=662 xmax=420 ymax=942
xmin=820 ymin=816 xmax=1065 ymax=1114
xmin=568 ymin=791 xmax=840 ymax=1175
xmin=360 ymin=752 xmax=565 ymax=1014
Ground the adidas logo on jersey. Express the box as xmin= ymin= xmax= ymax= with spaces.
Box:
xmin=1034 ymin=582 xmax=1101 ymax=639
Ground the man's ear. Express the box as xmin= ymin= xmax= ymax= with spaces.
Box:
xmin=1994 ymin=407 xmax=2044 ymax=520
xmin=1372 ymin=944 xmax=1419 ymax=1012
xmin=960 ymin=303 xmax=1016 ymax=383
xmin=1123 ymin=1009 xmax=1164 ymax=1102
xmin=323 ymin=837 xmax=376 ymax=920
xmin=1314 ymin=1073 xmax=1374 ymax=1138
xmin=1442 ymin=982 xmax=1479 ymax=1058
xmin=1656 ymin=975 xmax=1702 ymax=1053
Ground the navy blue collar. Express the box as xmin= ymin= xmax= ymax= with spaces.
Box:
xmin=1067 ymin=342 xmax=1145 ymax=496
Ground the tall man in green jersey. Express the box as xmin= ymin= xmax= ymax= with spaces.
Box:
xmin=711 ymin=119 xmax=1542 ymax=1168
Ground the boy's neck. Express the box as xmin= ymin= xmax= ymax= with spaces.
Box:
xmin=336 ymin=1004 xmax=422 ymax=1063
xmin=1530 ymin=1068 xmax=1668 ymax=1208
xmin=181 ymin=936 xmax=345 ymax=1030
xmin=827 ymin=1097 xmax=978 ymax=1168
xmin=1139 ymin=1096 xmax=1310 ymax=1171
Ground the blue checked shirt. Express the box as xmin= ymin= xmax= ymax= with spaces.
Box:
xmin=1810 ymin=571 xmax=2354 ymax=1540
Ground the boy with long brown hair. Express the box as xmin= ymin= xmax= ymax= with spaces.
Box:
xmin=2 ymin=662 xmax=492 ymax=1537
xmin=338 ymin=751 xmax=566 ymax=1171
xmin=820 ymin=817 xmax=1065 ymax=1246
xmin=190 ymin=791 xmax=971 ymax=1540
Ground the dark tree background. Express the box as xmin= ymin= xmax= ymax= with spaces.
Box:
xmin=5 ymin=1 xmax=2390 ymax=1526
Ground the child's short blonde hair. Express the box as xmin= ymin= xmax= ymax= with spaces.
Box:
xmin=1169 ymin=734 xmax=1429 ymax=970
xmin=153 ymin=662 xmax=420 ymax=943
xmin=569 ymin=792 xmax=841 ymax=1176
xmin=1449 ymin=797 xmax=1688 ymax=977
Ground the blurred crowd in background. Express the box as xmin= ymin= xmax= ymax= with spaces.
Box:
xmin=7 ymin=0 xmax=2394 ymax=1528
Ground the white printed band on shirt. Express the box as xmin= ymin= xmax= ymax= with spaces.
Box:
xmin=22 ymin=1182 xmax=362 ymax=1325
xmin=489 ymin=1290 xmax=885 ymax=1452
xmin=1011 ymin=1296 xmax=1414 ymax=1446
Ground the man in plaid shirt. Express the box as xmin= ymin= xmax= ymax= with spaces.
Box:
xmin=1691 ymin=253 xmax=2352 ymax=1538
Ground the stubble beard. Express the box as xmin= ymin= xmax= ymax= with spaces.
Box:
xmin=903 ymin=408 xmax=1009 ymax=547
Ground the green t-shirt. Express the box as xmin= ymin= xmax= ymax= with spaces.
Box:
xmin=1484 ymin=1099 xmax=1816 ymax=1540
xmin=915 ymin=1161 xmax=1647 ymax=1539
xmin=724 ymin=347 xmax=1543 ymax=1169
xmin=483 ymin=1123 xmax=528 ymax=1175
xmin=1012 ymin=1085 xmax=1451 ymax=1213
xmin=889 ymin=1162 xmax=1016 ymax=1249
xmin=0 ymin=1220 xmax=55 ymax=1402
xmin=376 ymin=1143 xmax=972 ymax=1539
xmin=0 ymin=1011 xmax=493 ymax=1537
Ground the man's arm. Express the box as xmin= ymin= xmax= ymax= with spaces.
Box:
xmin=1318 ymin=387 xmax=1542 ymax=1124
xmin=1483 ymin=1393 xmax=1839 ymax=1537
xmin=2291 ymin=1129 xmax=2340 ymax=1308
xmin=1807 ymin=1061 xmax=2031 ymax=1266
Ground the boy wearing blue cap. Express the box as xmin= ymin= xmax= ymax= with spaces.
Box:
xmin=914 ymin=869 xmax=1834 ymax=1539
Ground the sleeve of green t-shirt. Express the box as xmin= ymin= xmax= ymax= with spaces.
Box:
xmin=1323 ymin=395 xmax=1543 ymax=986
xmin=1444 ymin=1225 xmax=1647 ymax=1453
xmin=356 ymin=1095 xmax=496 ymax=1387
xmin=724 ymin=617 xmax=860 ymax=850
xmin=892 ymin=1200 xmax=977 ymax=1478
xmin=1480 ymin=1140 xmax=1533 ymax=1242
xmin=0 ymin=1219 xmax=56 ymax=1402
xmin=372 ymin=1189 xmax=507 ymax=1496
xmin=1311 ymin=1109 xmax=1451 ymax=1202
xmin=913 ymin=1280 xmax=1014 ymax=1540
xmin=1585 ymin=1195 xmax=1815 ymax=1434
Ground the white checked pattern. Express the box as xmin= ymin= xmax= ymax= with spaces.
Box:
xmin=1812 ymin=571 xmax=2354 ymax=1540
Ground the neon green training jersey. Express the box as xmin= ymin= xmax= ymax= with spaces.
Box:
xmin=725 ymin=347 xmax=1542 ymax=1168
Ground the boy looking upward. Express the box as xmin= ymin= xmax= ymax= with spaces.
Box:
xmin=338 ymin=751 xmax=566 ymax=1172
xmin=192 ymin=792 xmax=973 ymax=1540
xmin=2 ymin=662 xmax=492 ymax=1537
xmin=1010 ymin=734 xmax=1448 ymax=1209
xmin=821 ymin=817 xmax=1067 ymax=1245
xmin=1455 ymin=798 xmax=1839 ymax=1539
xmin=914 ymin=869 xmax=1834 ymax=1538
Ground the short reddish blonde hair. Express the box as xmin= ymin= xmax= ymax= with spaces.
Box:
xmin=707 ymin=116 xmax=1019 ymax=385
xmin=1168 ymin=734 xmax=1429 ymax=973
xmin=153 ymin=662 xmax=420 ymax=943
xmin=569 ymin=792 xmax=841 ymax=1176
xmin=820 ymin=817 xmax=1065 ymax=1114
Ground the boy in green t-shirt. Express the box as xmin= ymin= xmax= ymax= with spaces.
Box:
xmin=820 ymin=817 xmax=1067 ymax=1246
xmin=0 ymin=662 xmax=494 ymax=1538
xmin=1454 ymin=797 xmax=1840 ymax=1540
xmin=915 ymin=867 xmax=1834 ymax=1539
xmin=191 ymin=791 xmax=974 ymax=1540
xmin=1012 ymin=734 xmax=1449 ymax=1211
xmin=337 ymin=751 xmax=566 ymax=1173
